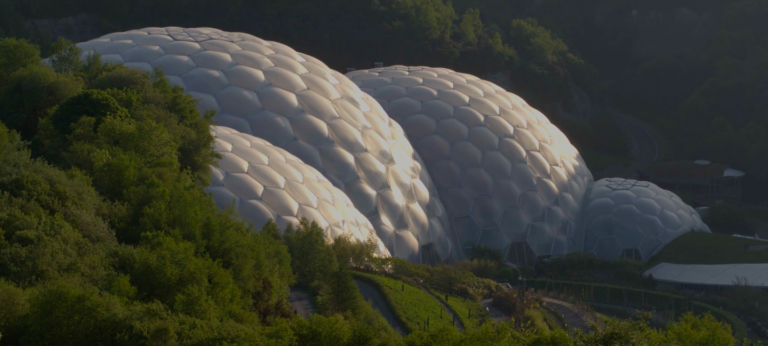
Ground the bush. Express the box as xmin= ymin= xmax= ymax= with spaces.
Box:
xmin=704 ymin=203 xmax=753 ymax=235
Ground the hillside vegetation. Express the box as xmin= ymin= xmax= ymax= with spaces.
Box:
xmin=0 ymin=5 xmax=765 ymax=346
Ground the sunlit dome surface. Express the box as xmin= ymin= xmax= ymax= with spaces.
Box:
xmin=348 ymin=66 xmax=594 ymax=264
xmin=580 ymin=178 xmax=711 ymax=261
xmin=76 ymin=28 xmax=451 ymax=264
xmin=208 ymin=125 xmax=390 ymax=257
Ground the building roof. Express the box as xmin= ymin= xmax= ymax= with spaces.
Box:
xmin=637 ymin=161 xmax=742 ymax=182
xmin=643 ymin=262 xmax=768 ymax=287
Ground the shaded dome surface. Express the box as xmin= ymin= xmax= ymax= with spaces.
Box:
xmin=76 ymin=28 xmax=451 ymax=264
xmin=580 ymin=178 xmax=711 ymax=261
xmin=208 ymin=125 xmax=390 ymax=256
xmin=347 ymin=66 xmax=593 ymax=264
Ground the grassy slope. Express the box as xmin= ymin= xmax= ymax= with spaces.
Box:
xmin=647 ymin=232 xmax=768 ymax=267
xmin=355 ymin=273 xmax=456 ymax=332
xmin=430 ymin=290 xmax=488 ymax=329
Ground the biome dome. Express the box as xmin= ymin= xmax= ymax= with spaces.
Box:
xmin=579 ymin=178 xmax=711 ymax=261
xmin=76 ymin=28 xmax=451 ymax=264
xmin=347 ymin=66 xmax=594 ymax=264
xmin=208 ymin=125 xmax=390 ymax=257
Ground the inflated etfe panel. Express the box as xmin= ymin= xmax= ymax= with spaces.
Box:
xmin=76 ymin=29 xmax=451 ymax=263
xmin=348 ymin=66 xmax=594 ymax=263
xmin=581 ymin=178 xmax=710 ymax=261
xmin=208 ymin=125 xmax=390 ymax=256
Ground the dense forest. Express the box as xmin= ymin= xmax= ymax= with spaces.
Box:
xmin=0 ymin=35 xmax=758 ymax=345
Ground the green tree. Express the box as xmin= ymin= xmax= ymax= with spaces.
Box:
xmin=0 ymin=64 xmax=82 ymax=141
xmin=704 ymin=203 xmax=753 ymax=235
xmin=665 ymin=312 xmax=734 ymax=346
xmin=0 ymin=37 xmax=40 ymax=82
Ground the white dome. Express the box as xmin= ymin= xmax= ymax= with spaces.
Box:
xmin=208 ymin=125 xmax=390 ymax=256
xmin=347 ymin=66 xmax=593 ymax=264
xmin=580 ymin=178 xmax=711 ymax=261
xmin=76 ymin=28 xmax=451 ymax=263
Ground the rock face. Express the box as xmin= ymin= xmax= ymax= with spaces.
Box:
xmin=75 ymin=27 xmax=452 ymax=264
xmin=348 ymin=66 xmax=594 ymax=265
xmin=208 ymin=125 xmax=390 ymax=257
xmin=579 ymin=178 xmax=710 ymax=261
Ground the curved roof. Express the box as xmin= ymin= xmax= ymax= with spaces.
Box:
xmin=638 ymin=160 xmax=743 ymax=181
xmin=644 ymin=262 xmax=768 ymax=287
xmin=208 ymin=126 xmax=390 ymax=256
xmin=76 ymin=28 xmax=451 ymax=263
xmin=581 ymin=178 xmax=711 ymax=261
xmin=347 ymin=66 xmax=593 ymax=263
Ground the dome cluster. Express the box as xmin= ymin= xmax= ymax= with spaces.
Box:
xmin=580 ymin=178 xmax=710 ymax=261
xmin=76 ymin=27 xmax=452 ymax=264
xmin=347 ymin=66 xmax=593 ymax=262
xmin=77 ymin=28 xmax=710 ymax=264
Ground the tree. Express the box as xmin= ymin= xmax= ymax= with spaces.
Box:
xmin=0 ymin=37 xmax=40 ymax=82
xmin=0 ymin=64 xmax=82 ymax=141
xmin=704 ymin=203 xmax=753 ymax=235
xmin=665 ymin=312 xmax=734 ymax=346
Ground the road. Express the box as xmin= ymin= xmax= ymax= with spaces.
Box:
xmin=542 ymin=298 xmax=592 ymax=334
xmin=479 ymin=299 xmax=508 ymax=322
xmin=354 ymin=279 xmax=406 ymax=335
xmin=288 ymin=287 xmax=316 ymax=318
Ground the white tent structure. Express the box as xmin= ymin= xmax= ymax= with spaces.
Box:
xmin=644 ymin=263 xmax=768 ymax=287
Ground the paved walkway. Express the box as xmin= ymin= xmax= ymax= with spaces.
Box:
xmin=479 ymin=299 xmax=509 ymax=322
xmin=354 ymin=279 xmax=406 ymax=335
xmin=542 ymin=298 xmax=592 ymax=334
xmin=288 ymin=287 xmax=315 ymax=318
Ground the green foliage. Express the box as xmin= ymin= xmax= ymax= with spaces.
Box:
xmin=574 ymin=312 xmax=665 ymax=346
xmin=48 ymin=37 xmax=83 ymax=74
xmin=355 ymin=272 xmax=457 ymax=333
xmin=283 ymin=219 xmax=338 ymax=286
xmin=536 ymin=253 xmax=646 ymax=287
xmin=0 ymin=37 xmax=40 ymax=82
xmin=704 ymin=203 xmax=754 ymax=235
xmin=0 ymin=64 xmax=83 ymax=141
xmin=647 ymin=231 xmax=768 ymax=266
xmin=370 ymin=257 xmax=500 ymax=301
xmin=431 ymin=289 xmax=489 ymax=329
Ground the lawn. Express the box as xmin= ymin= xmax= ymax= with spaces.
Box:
xmin=430 ymin=290 xmax=489 ymax=329
xmin=647 ymin=232 xmax=768 ymax=267
xmin=355 ymin=273 xmax=456 ymax=332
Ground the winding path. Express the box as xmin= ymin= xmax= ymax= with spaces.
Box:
xmin=354 ymin=279 xmax=406 ymax=335
xmin=288 ymin=287 xmax=316 ymax=318
xmin=542 ymin=298 xmax=592 ymax=334
xmin=479 ymin=299 xmax=509 ymax=322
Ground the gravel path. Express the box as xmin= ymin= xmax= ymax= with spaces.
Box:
xmin=479 ymin=299 xmax=509 ymax=322
xmin=354 ymin=279 xmax=406 ymax=335
xmin=541 ymin=298 xmax=592 ymax=334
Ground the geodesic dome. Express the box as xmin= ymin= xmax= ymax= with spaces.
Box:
xmin=579 ymin=178 xmax=711 ymax=261
xmin=207 ymin=126 xmax=390 ymax=257
xmin=76 ymin=28 xmax=453 ymax=264
xmin=347 ymin=66 xmax=594 ymax=264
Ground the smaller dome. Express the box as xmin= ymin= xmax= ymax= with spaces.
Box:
xmin=580 ymin=178 xmax=710 ymax=261
xmin=207 ymin=125 xmax=390 ymax=256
